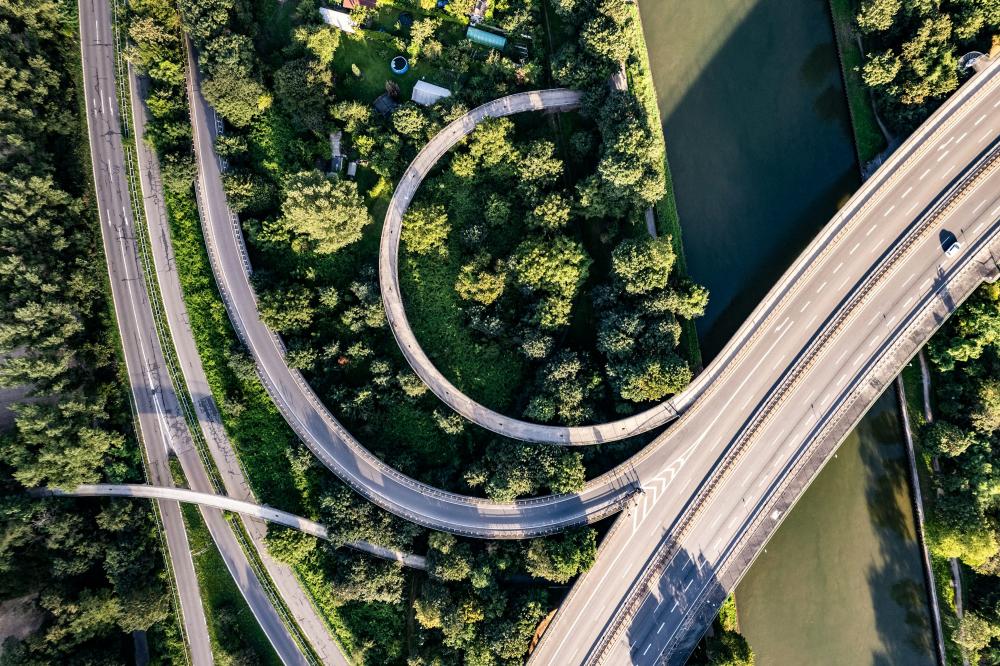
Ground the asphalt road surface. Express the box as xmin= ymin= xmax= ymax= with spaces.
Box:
xmin=184 ymin=14 xmax=1000 ymax=661
xmin=80 ymin=2 xmax=309 ymax=663
xmin=529 ymin=58 xmax=1000 ymax=665
xmin=78 ymin=1 xmax=211 ymax=661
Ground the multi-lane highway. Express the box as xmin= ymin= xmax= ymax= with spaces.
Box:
xmin=80 ymin=1 xmax=313 ymax=663
xmin=78 ymin=2 xmax=211 ymax=660
xmin=529 ymin=58 xmax=1000 ymax=664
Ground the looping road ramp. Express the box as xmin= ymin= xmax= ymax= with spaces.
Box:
xmin=378 ymin=88 xmax=682 ymax=445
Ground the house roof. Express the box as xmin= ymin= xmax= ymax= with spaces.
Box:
xmin=411 ymin=80 xmax=452 ymax=107
xmin=466 ymin=26 xmax=506 ymax=50
xmin=343 ymin=0 xmax=377 ymax=9
xmin=319 ymin=7 xmax=356 ymax=33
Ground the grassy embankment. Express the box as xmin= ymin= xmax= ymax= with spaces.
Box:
xmin=901 ymin=359 xmax=964 ymax=664
xmin=627 ymin=6 xmax=703 ymax=370
xmin=828 ymin=0 xmax=888 ymax=165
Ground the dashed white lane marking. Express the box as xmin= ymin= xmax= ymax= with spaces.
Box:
xmin=866 ymin=224 xmax=877 ymax=236
xmin=709 ymin=514 xmax=722 ymax=529
xmin=974 ymin=221 xmax=986 ymax=235
xmin=976 ymin=113 xmax=988 ymax=126
xmin=974 ymin=199 xmax=988 ymax=213
xmin=920 ymin=277 xmax=933 ymax=291
xmin=900 ymin=187 xmax=913 ymax=199
xmin=816 ymin=281 xmax=827 ymax=293
xmin=991 ymin=204 xmax=1000 ymax=218
xmin=869 ymin=313 xmax=881 ymax=327
xmin=657 ymin=623 xmax=665 ymax=635
xmin=682 ymin=579 xmax=693 ymax=592
xmin=833 ymin=262 xmax=843 ymax=274
xmin=643 ymin=644 xmax=651 ymax=656
xmin=850 ymin=242 xmax=861 ymax=254
xmin=904 ymin=295 xmax=914 ymax=308
xmin=883 ymin=205 xmax=896 ymax=217
xmin=938 ymin=136 xmax=954 ymax=150
xmin=800 ymin=300 xmax=811 ymax=313
xmin=836 ymin=349 xmax=849 ymax=365
xmin=836 ymin=373 xmax=847 ymax=387
xmin=906 ymin=201 xmax=919 ymax=215
xmin=940 ymin=164 xmax=957 ymax=180
xmin=936 ymin=150 xmax=950 ymax=162
xmin=670 ymin=600 xmax=679 ymax=613
xmin=955 ymin=131 xmax=969 ymax=145
xmin=902 ymin=273 xmax=916 ymax=286
xmin=983 ymin=130 xmax=995 ymax=143
xmin=806 ymin=314 xmax=818 ymax=329
xmin=869 ymin=336 xmax=880 ymax=348
xmin=920 ymin=168 xmax=932 ymax=180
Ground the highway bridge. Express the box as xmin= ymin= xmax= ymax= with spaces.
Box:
xmin=185 ymin=23 xmax=1000 ymax=663
xmin=37 ymin=485 xmax=427 ymax=570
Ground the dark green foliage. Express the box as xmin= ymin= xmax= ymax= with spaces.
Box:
xmin=856 ymin=0 xmax=999 ymax=133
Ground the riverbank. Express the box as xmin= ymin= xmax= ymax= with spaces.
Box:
xmin=827 ymin=0 xmax=887 ymax=164
xmin=628 ymin=6 xmax=702 ymax=369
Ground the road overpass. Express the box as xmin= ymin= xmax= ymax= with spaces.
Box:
xmin=37 ymin=485 xmax=427 ymax=570
xmin=529 ymin=57 xmax=1000 ymax=664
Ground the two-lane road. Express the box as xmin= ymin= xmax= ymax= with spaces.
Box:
xmin=78 ymin=1 xmax=211 ymax=660
xmin=79 ymin=1 xmax=310 ymax=663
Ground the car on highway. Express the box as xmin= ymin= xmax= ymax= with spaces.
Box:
xmin=945 ymin=241 xmax=962 ymax=258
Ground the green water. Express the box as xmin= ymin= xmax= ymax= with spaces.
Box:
xmin=640 ymin=0 xmax=859 ymax=358
xmin=736 ymin=392 xmax=934 ymax=665
xmin=638 ymin=0 xmax=935 ymax=661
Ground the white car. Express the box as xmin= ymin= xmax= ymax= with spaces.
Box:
xmin=945 ymin=241 xmax=962 ymax=258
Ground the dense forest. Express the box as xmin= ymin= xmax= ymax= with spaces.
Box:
xmin=852 ymin=0 xmax=1000 ymax=662
xmin=0 ymin=0 xmax=183 ymax=661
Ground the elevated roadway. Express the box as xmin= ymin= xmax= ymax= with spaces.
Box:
xmin=529 ymin=57 xmax=1000 ymax=664
xmin=186 ymin=25 xmax=1000 ymax=662
xmin=38 ymin=485 xmax=427 ymax=570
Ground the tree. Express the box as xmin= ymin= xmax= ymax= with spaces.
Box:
xmin=274 ymin=58 xmax=330 ymax=133
xmin=455 ymin=255 xmax=506 ymax=305
xmin=528 ymin=193 xmax=572 ymax=230
xmin=970 ymin=378 xmax=1000 ymax=433
xmin=280 ymin=170 xmax=372 ymax=254
xmin=954 ymin=612 xmax=1000 ymax=664
xmin=862 ymin=50 xmax=902 ymax=87
xmin=921 ymin=421 xmax=974 ymax=457
xmin=333 ymin=100 xmax=372 ymax=133
xmin=706 ymin=630 xmax=756 ymax=666
xmin=524 ymin=528 xmax=596 ymax=583
xmin=509 ymin=236 xmax=591 ymax=330
xmin=408 ymin=18 xmax=441 ymax=63
xmin=427 ymin=532 xmax=474 ymax=582
xmin=402 ymin=203 xmax=451 ymax=256
xmin=611 ymin=236 xmax=675 ymax=295
xmin=856 ymin=0 xmax=902 ymax=33
xmin=524 ymin=351 xmax=601 ymax=426
xmin=465 ymin=441 xmax=585 ymax=501
xmin=610 ymin=353 xmax=691 ymax=403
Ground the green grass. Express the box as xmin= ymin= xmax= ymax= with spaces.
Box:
xmin=401 ymin=245 xmax=526 ymax=412
xmin=828 ymin=0 xmax=888 ymax=165
xmin=334 ymin=28 xmax=457 ymax=103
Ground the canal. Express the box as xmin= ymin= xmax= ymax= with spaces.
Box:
xmin=638 ymin=0 xmax=935 ymax=662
